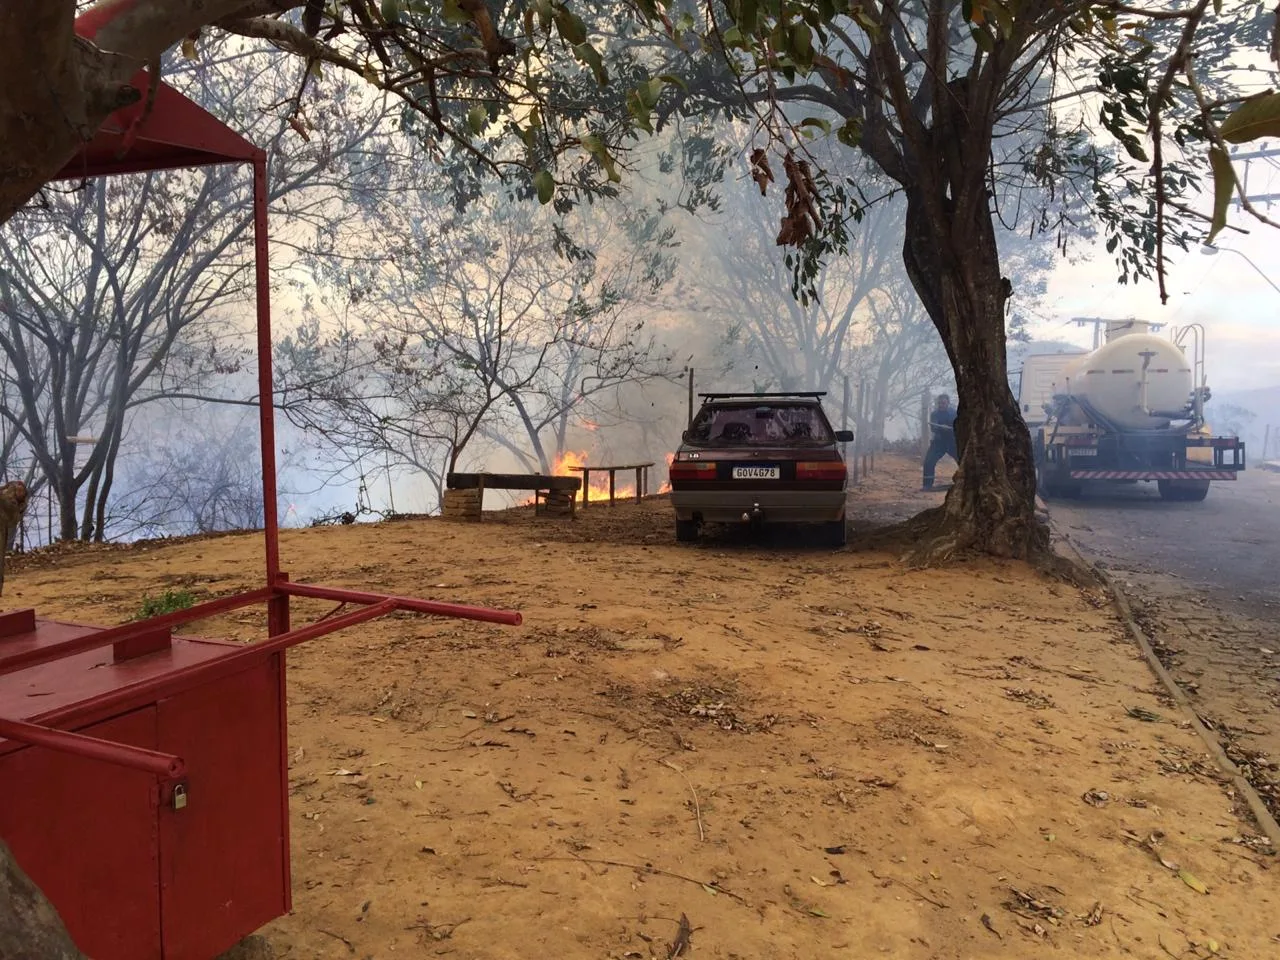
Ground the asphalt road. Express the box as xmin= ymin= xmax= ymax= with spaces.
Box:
xmin=1048 ymin=467 xmax=1280 ymax=621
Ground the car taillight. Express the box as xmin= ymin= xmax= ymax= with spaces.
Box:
xmin=796 ymin=461 xmax=847 ymax=481
xmin=669 ymin=461 xmax=717 ymax=481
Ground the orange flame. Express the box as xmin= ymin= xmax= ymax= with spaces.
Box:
xmin=550 ymin=450 xmax=637 ymax=503
xmin=516 ymin=450 xmax=674 ymax=507
xmin=658 ymin=452 xmax=675 ymax=494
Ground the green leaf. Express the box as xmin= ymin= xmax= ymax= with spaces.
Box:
xmin=441 ymin=0 xmax=470 ymax=24
xmin=722 ymin=25 xmax=744 ymax=46
xmin=308 ymin=60 xmax=323 ymax=79
xmin=792 ymin=22 xmax=813 ymax=64
xmin=574 ymin=42 xmax=608 ymax=84
xmin=739 ymin=0 xmax=758 ymax=33
xmin=380 ymin=0 xmax=402 ymax=24
xmin=770 ymin=21 xmax=790 ymax=54
xmin=809 ymin=907 xmax=829 ymax=917
xmin=1220 ymin=92 xmax=1280 ymax=144
xmin=534 ymin=170 xmax=555 ymax=204
xmin=581 ymin=133 xmax=621 ymax=182
xmin=627 ymin=93 xmax=653 ymax=134
xmin=181 ymin=37 xmax=198 ymax=60
xmin=1120 ymin=135 xmax=1149 ymax=163
xmin=1207 ymin=145 xmax=1234 ymax=244
xmin=972 ymin=24 xmax=994 ymax=52
xmin=467 ymin=105 xmax=488 ymax=136
xmin=658 ymin=73 xmax=689 ymax=92
xmin=555 ymin=7 xmax=588 ymax=45
xmin=852 ymin=8 xmax=879 ymax=37
xmin=639 ymin=77 xmax=664 ymax=109
xmin=535 ymin=0 xmax=553 ymax=32
xmin=837 ymin=118 xmax=862 ymax=147
xmin=799 ymin=117 xmax=831 ymax=134
xmin=991 ymin=1 xmax=1014 ymax=38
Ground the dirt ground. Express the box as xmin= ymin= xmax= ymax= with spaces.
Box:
xmin=4 ymin=455 xmax=1278 ymax=959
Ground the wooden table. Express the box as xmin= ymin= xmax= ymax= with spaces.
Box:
xmin=568 ymin=462 xmax=654 ymax=507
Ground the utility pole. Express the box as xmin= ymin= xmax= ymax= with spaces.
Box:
xmin=1229 ymin=145 xmax=1280 ymax=208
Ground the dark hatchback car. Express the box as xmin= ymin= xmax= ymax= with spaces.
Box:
xmin=669 ymin=392 xmax=853 ymax=546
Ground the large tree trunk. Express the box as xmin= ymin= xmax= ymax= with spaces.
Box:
xmin=0 ymin=0 xmax=277 ymax=227
xmin=0 ymin=840 xmax=86 ymax=960
xmin=899 ymin=193 xmax=1046 ymax=563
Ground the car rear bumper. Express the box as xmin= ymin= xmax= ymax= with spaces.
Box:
xmin=671 ymin=489 xmax=847 ymax=524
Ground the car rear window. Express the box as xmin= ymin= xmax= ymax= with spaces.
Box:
xmin=687 ymin=403 xmax=833 ymax=445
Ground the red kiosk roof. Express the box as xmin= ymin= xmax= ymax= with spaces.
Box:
xmin=54 ymin=68 xmax=263 ymax=181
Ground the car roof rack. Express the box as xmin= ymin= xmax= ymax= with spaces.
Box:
xmin=698 ymin=391 xmax=827 ymax=401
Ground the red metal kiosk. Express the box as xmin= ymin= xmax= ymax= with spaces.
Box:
xmin=0 ymin=17 xmax=521 ymax=960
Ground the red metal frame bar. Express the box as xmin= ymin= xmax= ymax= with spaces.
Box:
xmin=0 ymin=588 xmax=275 ymax=679
xmin=278 ymin=582 xmax=523 ymax=626
xmin=26 ymin=600 xmax=404 ymax=732
xmin=0 ymin=601 xmax=399 ymax=777
xmin=0 ymin=717 xmax=185 ymax=780
xmin=0 ymin=581 xmax=520 ymax=681
xmin=254 ymin=157 xmax=281 ymax=595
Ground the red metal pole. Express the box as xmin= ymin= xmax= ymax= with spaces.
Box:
xmin=254 ymin=157 xmax=281 ymax=592
xmin=0 ymin=716 xmax=185 ymax=780
xmin=277 ymin=581 xmax=522 ymax=626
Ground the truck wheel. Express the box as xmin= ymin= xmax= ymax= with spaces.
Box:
xmin=1039 ymin=475 xmax=1082 ymax=500
xmin=818 ymin=519 xmax=847 ymax=548
xmin=1158 ymin=480 xmax=1210 ymax=502
xmin=675 ymin=518 xmax=699 ymax=542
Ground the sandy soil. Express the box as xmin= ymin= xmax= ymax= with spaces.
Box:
xmin=4 ymin=456 xmax=1277 ymax=959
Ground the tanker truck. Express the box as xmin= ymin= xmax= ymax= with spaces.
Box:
xmin=1016 ymin=320 xmax=1246 ymax=502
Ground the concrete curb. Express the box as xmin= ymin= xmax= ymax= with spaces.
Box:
xmin=1049 ymin=519 xmax=1280 ymax=852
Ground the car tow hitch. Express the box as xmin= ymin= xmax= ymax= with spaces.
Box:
xmin=741 ymin=503 xmax=764 ymax=524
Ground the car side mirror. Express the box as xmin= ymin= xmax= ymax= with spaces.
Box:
xmin=835 ymin=429 xmax=854 ymax=443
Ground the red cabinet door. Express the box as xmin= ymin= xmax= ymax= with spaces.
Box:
xmin=0 ymin=707 xmax=163 ymax=959
xmin=157 ymin=656 xmax=288 ymax=960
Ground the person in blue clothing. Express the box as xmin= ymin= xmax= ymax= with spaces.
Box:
xmin=922 ymin=393 xmax=958 ymax=490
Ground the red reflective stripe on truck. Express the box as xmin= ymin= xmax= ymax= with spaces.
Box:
xmin=1068 ymin=470 xmax=1238 ymax=480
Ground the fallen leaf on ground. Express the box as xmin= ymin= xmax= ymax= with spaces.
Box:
xmin=1126 ymin=705 xmax=1165 ymax=723
xmin=1179 ymin=869 xmax=1209 ymax=894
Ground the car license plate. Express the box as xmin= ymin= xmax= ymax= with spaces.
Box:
xmin=732 ymin=465 xmax=780 ymax=480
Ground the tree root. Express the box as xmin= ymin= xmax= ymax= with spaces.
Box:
xmin=855 ymin=504 xmax=1097 ymax=584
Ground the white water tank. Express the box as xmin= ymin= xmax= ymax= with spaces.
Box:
xmin=1060 ymin=322 xmax=1194 ymax=429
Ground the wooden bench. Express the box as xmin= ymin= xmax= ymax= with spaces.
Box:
xmin=568 ymin=461 xmax=655 ymax=507
xmin=444 ymin=473 xmax=582 ymax=521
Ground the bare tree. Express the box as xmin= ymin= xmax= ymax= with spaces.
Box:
xmin=0 ymin=44 xmax=392 ymax=541
xmin=285 ymin=190 xmax=678 ymax=503
xmin=692 ymin=151 xmax=902 ymax=392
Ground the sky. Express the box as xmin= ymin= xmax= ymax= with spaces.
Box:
xmin=1026 ymin=147 xmax=1280 ymax=393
